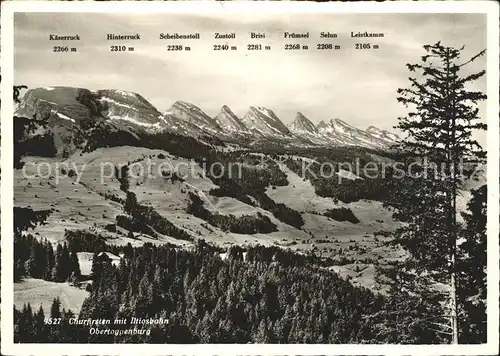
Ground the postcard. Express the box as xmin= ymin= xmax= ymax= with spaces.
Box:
xmin=1 ymin=1 xmax=498 ymax=355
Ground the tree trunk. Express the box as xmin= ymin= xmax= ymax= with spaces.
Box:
xmin=448 ymin=48 xmax=459 ymax=344
xmin=450 ymin=249 xmax=459 ymax=344
xmin=445 ymin=48 xmax=459 ymax=344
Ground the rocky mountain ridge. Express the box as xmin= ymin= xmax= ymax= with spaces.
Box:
xmin=16 ymin=86 xmax=400 ymax=151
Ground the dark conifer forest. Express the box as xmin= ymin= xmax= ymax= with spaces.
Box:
xmin=14 ymin=239 xmax=442 ymax=344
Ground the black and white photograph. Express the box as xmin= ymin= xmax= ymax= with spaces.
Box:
xmin=1 ymin=1 xmax=498 ymax=355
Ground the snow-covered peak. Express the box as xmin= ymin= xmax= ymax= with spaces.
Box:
xmin=366 ymin=125 xmax=382 ymax=133
xmin=103 ymin=89 xmax=140 ymax=99
xmin=299 ymin=117 xmax=400 ymax=149
xmin=98 ymin=89 xmax=164 ymax=129
xmin=288 ymin=112 xmax=318 ymax=134
xmin=214 ymin=105 xmax=249 ymax=132
xmin=316 ymin=120 xmax=329 ymax=130
xmin=15 ymin=86 xmax=99 ymax=123
xmin=316 ymin=118 xmax=363 ymax=137
xmin=174 ymin=100 xmax=203 ymax=112
xmin=97 ymin=89 xmax=160 ymax=111
xmin=367 ymin=126 xmax=400 ymax=142
xmin=242 ymin=106 xmax=291 ymax=137
xmin=97 ymin=89 xmax=152 ymax=109
xmin=328 ymin=118 xmax=360 ymax=134
xmin=113 ymin=89 xmax=138 ymax=98
xmin=169 ymin=101 xmax=221 ymax=130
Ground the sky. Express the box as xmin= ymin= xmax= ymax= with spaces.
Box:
xmin=14 ymin=12 xmax=487 ymax=135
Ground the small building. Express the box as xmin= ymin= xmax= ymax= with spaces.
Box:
xmin=97 ymin=251 xmax=121 ymax=267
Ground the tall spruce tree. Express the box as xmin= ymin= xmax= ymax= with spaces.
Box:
xmin=51 ymin=244 xmax=66 ymax=282
xmin=385 ymin=42 xmax=486 ymax=343
xmin=70 ymin=248 xmax=81 ymax=279
xmin=457 ymin=184 xmax=487 ymax=343
xmin=50 ymin=297 xmax=62 ymax=319
xmin=44 ymin=240 xmax=55 ymax=281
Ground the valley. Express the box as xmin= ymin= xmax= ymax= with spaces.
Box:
xmin=14 ymin=85 xmax=482 ymax=295
xmin=12 ymin=83 xmax=486 ymax=344
xmin=15 ymin=144 xmax=400 ymax=292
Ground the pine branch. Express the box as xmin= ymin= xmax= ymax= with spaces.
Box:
xmin=458 ymin=49 xmax=486 ymax=68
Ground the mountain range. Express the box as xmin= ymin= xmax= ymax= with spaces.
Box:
xmin=15 ymin=86 xmax=400 ymax=150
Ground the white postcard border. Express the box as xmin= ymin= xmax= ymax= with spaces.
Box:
xmin=1 ymin=1 xmax=499 ymax=355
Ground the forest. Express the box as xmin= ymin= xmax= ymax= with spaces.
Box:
xmin=282 ymin=156 xmax=394 ymax=204
xmin=200 ymin=154 xmax=305 ymax=229
xmin=13 ymin=240 xmax=439 ymax=344
xmin=123 ymin=191 xmax=193 ymax=242
xmin=186 ymin=192 xmax=278 ymax=234
xmin=323 ymin=208 xmax=360 ymax=224
xmin=14 ymin=234 xmax=80 ymax=283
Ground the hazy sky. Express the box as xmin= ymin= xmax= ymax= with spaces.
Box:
xmin=14 ymin=12 xmax=487 ymax=133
